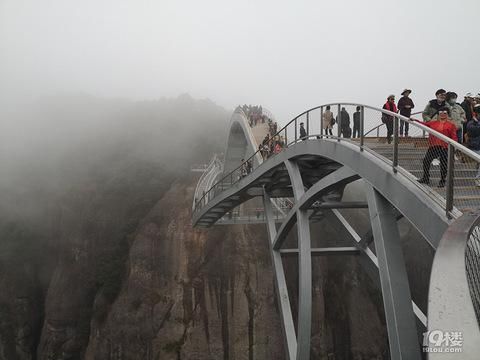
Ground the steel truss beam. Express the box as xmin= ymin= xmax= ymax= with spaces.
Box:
xmin=263 ymin=189 xmax=297 ymax=360
xmin=280 ymin=247 xmax=360 ymax=256
xmin=193 ymin=140 xmax=450 ymax=249
xmin=327 ymin=209 xmax=427 ymax=328
xmin=272 ymin=166 xmax=359 ymax=250
xmin=311 ymin=201 xmax=367 ymax=209
xmin=365 ymin=185 xmax=421 ymax=360
xmin=284 ymin=160 xmax=312 ymax=360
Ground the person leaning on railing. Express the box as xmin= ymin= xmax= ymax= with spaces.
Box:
xmin=416 ymin=106 xmax=458 ymax=187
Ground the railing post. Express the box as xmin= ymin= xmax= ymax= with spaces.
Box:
xmin=360 ymin=105 xmax=364 ymax=150
xmin=320 ymin=106 xmax=324 ymax=137
xmin=295 ymin=118 xmax=298 ymax=142
xmin=285 ymin=127 xmax=288 ymax=147
xmin=393 ymin=115 xmax=399 ymax=173
xmin=306 ymin=112 xmax=310 ymax=138
xmin=337 ymin=104 xmax=341 ymax=141
xmin=446 ymin=143 xmax=455 ymax=218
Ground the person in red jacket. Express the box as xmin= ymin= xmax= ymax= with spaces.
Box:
xmin=417 ymin=106 xmax=458 ymax=187
xmin=382 ymin=95 xmax=398 ymax=144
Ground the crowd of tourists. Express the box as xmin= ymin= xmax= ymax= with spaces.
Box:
xmin=378 ymin=89 xmax=480 ymax=187
xmin=239 ymin=93 xmax=480 ymax=187
xmin=239 ymin=104 xmax=284 ymax=178
xmin=320 ymin=105 xmax=362 ymax=139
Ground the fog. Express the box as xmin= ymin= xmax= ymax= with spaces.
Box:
xmin=1 ymin=0 xmax=478 ymax=210
xmin=1 ymin=0 xmax=479 ymax=124
xmin=0 ymin=3 xmax=477 ymax=356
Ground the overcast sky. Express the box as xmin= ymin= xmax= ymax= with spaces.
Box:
xmin=1 ymin=0 xmax=479 ymax=122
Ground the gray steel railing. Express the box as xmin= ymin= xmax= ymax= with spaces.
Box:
xmin=194 ymin=103 xmax=480 ymax=219
xmin=467 ymin=224 xmax=480 ymax=324
xmin=222 ymin=107 xmax=292 ymax=220
xmin=428 ymin=210 xmax=480 ymax=357
xmin=192 ymin=154 xmax=222 ymax=210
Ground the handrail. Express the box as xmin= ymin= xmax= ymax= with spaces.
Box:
xmin=194 ymin=102 xmax=480 ymax=218
xmin=427 ymin=210 xmax=480 ymax=357
xmin=230 ymin=106 xmax=292 ymax=217
xmin=364 ymin=123 xmax=385 ymax=137
xmin=192 ymin=154 xmax=221 ymax=210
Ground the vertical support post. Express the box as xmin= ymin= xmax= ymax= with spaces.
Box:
xmin=337 ymin=104 xmax=341 ymax=141
xmin=285 ymin=160 xmax=312 ymax=360
xmin=365 ymin=185 xmax=421 ymax=360
xmin=360 ymin=105 xmax=365 ymax=150
xmin=263 ymin=189 xmax=297 ymax=360
xmin=393 ymin=115 xmax=399 ymax=173
xmin=320 ymin=106 xmax=324 ymax=137
xmin=446 ymin=143 xmax=455 ymax=217
xmin=306 ymin=112 xmax=310 ymax=138
xmin=295 ymin=118 xmax=298 ymax=142
xmin=285 ymin=127 xmax=288 ymax=147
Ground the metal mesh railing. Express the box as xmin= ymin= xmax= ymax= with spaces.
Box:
xmin=219 ymin=206 xmax=289 ymax=223
xmin=192 ymin=154 xmax=222 ymax=210
xmin=466 ymin=225 xmax=480 ymax=324
xmin=194 ymin=103 xmax=480 ymax=220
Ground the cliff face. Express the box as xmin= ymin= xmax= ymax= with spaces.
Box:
xmin=0 ymin=176 xmax=392 ymax=360
xmin=78 ymin=177 xmax=389 ymax=360
xmin=83 ymin=179 xmax=285 ymax=360
xmin=0 ymin=95 xmax=402 ymax=359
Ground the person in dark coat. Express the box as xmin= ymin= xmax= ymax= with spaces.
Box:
xmin=467 ymin=114 xmax=480 ymax=186
xmin=462 ymin=93 xmax=474 ymax=122
xmin=397 ymin=89 xmax=414 ymax=136
xmin=462 ymin=93 xmax=475 ymax=143
xmin=353 ymin=106 xmax=361 ymax=138
xmin=422 ymin=89 xmax=450 ymax=122
xmin=382 ymin=95 xmax=398 ymax=144
xmin=299 ymin=122 xmax=307 ymax=140
xmin=336 ymin=107 xmax=351 ymax=138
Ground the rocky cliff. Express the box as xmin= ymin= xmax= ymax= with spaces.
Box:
xmin=0 ymin=95 xmax=434 ymax=359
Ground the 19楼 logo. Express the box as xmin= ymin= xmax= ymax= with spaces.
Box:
xmin=423 ymin=330 xmax=463 ymax=353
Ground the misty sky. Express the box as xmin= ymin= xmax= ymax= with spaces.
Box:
xmin=1 ymin=0 xmax=479 ymax=123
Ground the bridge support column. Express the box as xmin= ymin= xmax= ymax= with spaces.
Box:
xmin=263 ymin=189 xmax=297 ymax=360
xmin=365 ymin=185 xmax=421 ymax=360
xmin=285 ymin=160 xmax=312 ymax=360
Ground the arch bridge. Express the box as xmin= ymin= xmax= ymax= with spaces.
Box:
xmin=192 ymin=103 xmax=480 ymax=360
